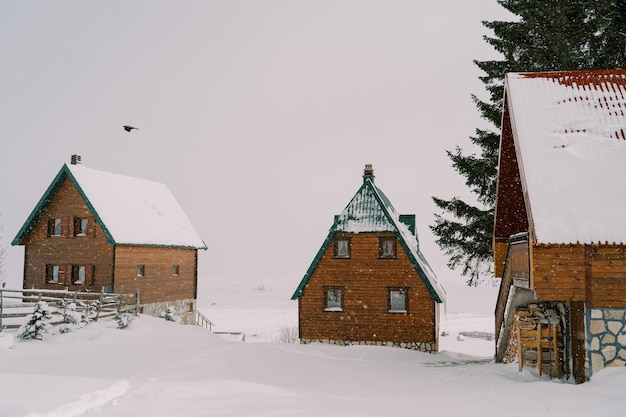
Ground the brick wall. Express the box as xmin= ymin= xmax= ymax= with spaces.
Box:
xmin=23 ymin=179 xmax=114 ymax=290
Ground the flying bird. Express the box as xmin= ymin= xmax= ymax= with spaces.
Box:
xmin=123 ymin=125 xmax=138 ymax=132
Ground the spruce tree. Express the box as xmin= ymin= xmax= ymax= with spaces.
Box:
xmin=432 ymin=0 xmax=626 ymax=286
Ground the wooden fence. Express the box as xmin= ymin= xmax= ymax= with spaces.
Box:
xmin=0 ymin=287 xmax=140 ymax=330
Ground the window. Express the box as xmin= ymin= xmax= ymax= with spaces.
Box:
xmin=172 ymin=265 xmax=180 ymax=276
xmin=379 ymin=237 xmax=397 ymax=258
xmin=50 ymin=265 xmax=60 ymax=283
xmin=388 ymin=288 xmax=408 ymax=313
xmin=334 ymin=237 xmax=351 ymax=258
xmin=137 ymin=265 xmax=145 ymax=277
xmin=74 ymin=218 xmax=89 ymax=236
xmin=324 ymin=287 xmax=344 ymax=311
xmin=74 ymin=265 xmax=86 ymax=284
xmin=48 ymin=218 xmax=62 ymax=236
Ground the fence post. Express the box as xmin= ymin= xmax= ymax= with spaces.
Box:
xmin=117 ymin=285 xmax=125 ymax=313
xmin=95 ymin=291 xmax=104 ymax=322
xmin=135 ymin=288 xmax=140 ymax=316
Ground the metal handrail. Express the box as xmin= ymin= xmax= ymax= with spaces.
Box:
xmin=195 ymin=310 xmax=214 ymax=331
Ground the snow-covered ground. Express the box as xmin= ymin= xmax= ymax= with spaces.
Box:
xmin=1 ymin=277 xmax=625 ymax=417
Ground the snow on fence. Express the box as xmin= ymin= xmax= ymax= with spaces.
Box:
xmin=0 ymin=287 xmax=140 ymax=330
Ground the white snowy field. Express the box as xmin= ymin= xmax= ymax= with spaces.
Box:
xmin=1 ymin=277 xmax=625 ymax=417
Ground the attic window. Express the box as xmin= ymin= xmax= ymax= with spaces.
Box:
xmin=324 ymin=287 xmax=344 ymax=312
xmin=172 ymin=265 xmax=180 ymax=276
xmin=48 ymin=218 xmax=62 ymax=237
xmin=137 ymin=265 xmax=145 ymax=277
xmin=379 ymin=237 xmax=397 ymax=258
xmin=334 ymin=237 xmax=351 ymax=259
xmin=74 ymin=218 xmax=89 ymax=236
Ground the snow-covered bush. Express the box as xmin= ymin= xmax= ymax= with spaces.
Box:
xmin=160 ymin=306 xmax=178 ymax=322
xmin=17 ymin=301 xmax=53 ymax=341
xmin=115 ymin=311 xmax=134 ymax=329
xmin=80 ymin=300 xmax=100 ymax=323
xmin=57 ymin=300 xmax=87 ymax=333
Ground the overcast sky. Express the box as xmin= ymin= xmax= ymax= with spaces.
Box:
xmin=0 ymin=1 xmax=511 ymax=310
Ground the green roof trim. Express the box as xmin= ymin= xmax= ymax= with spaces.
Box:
xmin=12 ymin=164 xmax=116 ymax=246
xmin=291 ymin=178 xmax=446 ymax=303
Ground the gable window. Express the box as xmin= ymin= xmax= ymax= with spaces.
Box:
xmin=334 ymin=237 xmax=351 ymax=258
xmin=388 ymin=288 xmax=408 ymax=313
xmin=379 ymin=237 xmax=397 ymax=258
xmin=137 ymin=265 xmax=145 ymax=277
xmin=74 ymin=218 xmax=89 ymax=236
xmin=324 ymin=287 xmax=344 ymax=311
xmin=172 ymin=265 xmax=180 ymax=276
xmin=48 ymin=218 xmax=62 ymax=237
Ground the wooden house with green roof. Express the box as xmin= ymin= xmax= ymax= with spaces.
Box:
xmin=12 ymin=155 xmax=207 ymax=324
xmin=292 ymin=165 xmax=445 ymax=352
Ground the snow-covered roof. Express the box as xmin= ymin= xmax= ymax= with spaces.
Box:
xmin=505 ymin=70 xmax=626 ymax=245
xmin=13 ymin=163 xmax=207 ymax=249
xmin=292 ymin=174 xmax=445 ymax=303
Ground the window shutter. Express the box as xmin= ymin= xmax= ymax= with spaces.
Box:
xmin=60 ymin=264 xmax=69 ymax=285
xmin=47 ymin=219 xmax=54 ymax=237
xmin=87 ymin=216 xmax=96 ymax=236
xmin=61 ymin=217 xmax=70 ymax=237
xmin=87 ymin=264 xmax=95 ymax=285
xmin=42 ymin=264 xmax=48 ymax=284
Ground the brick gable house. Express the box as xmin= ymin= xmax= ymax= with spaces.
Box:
xmin=292 ymin=165 xmax=445 ymax=352
xmin=12 ymin=155 xmax=206 ymax=324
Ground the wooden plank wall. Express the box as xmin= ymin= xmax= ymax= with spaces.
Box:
xmin=298 ymin=233 xmax=437 ymax=345
xmin=532 ymin=244 xmax=626 ymax=308
xmin=532 ymin=244 xmax=586 ymax=301
xmin=589 ymin=245 xmax=626 ymax=308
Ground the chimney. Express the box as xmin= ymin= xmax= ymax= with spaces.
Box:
xmin=70 ymin=154 xmax=82 ymax=165
xmin=363 ymin=164 xmax=374 ymax=182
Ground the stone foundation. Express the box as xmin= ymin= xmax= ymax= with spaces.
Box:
xmin=141 ymin=298 xmax=196 ymax=325
xmin=587 ymin=307 xmax=626 ymax=377
xmin=300 ymin=338 xmax=436 ymax=353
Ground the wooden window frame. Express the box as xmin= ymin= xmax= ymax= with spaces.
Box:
xmin=388 ymin=287 xmax=408 ymax=313
xmin=334 ymin=237 xmax=351 ymax=259
xmin=74 ymin=218 xmax=89 ymax=236
xmin=45 ymin=264 xmax=68 ymax=285
xmin=378 ymin=236 xmax=397 ymax=259
xmin=324 ymin=286 xmax=344 ymax=312
xmin=48 ymin=218 xmax=62 ymax=237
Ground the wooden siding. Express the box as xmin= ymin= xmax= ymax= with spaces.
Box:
xmin=587 ymin=246 xmax=626 ymax=308
xmin=298 ymin=233 xmax=437 ymax=345
xmin=531 ymin=244 xmax=626 ymax=307
xmin=494 ymin=240 xmax=508 ymax=279
xmin=114 ymin=245 xmax=197 ymax=305
xmin=22 ymin=178 xmax=114 ymax=290
xmin=532 ymin=244 xmax=586 ymax=301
